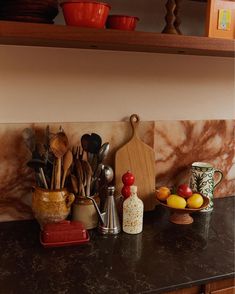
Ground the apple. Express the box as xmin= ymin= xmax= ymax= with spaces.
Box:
xmin=177 ymin=184 xmax=193 ymax=198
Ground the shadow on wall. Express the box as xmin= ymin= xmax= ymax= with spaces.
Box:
xmin=0 ymin=45 xmax=232 ymax=83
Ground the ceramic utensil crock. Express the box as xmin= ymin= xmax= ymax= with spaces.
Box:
xmin=72 ymin=195 xmax=100 ymax=229
xmin=32 ymin=186 xmax=75 ymax=228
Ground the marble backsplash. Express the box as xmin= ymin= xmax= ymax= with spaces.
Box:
xmin=0 ymin=119 xmax=234 ymax=222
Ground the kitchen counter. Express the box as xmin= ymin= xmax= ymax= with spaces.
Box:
xmin=0 ymin=197 xmax=234 ymax=294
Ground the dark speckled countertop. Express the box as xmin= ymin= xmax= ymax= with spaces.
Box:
xmin=0 ymin=197 xmax=234 ymax=294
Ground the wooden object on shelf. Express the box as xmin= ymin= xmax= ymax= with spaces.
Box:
xmin=115 ymin=114 xmax=156 ymax=211
xmin=0 ymin=20 xmax=234 ymax=57
xmin=206 ymin=0 xmax=235 ymax=39
xmin=174 ymin=0 xmax=183 ymax=34
xmin=162 ymin=0 xmax=183 ymax=34
xmin=162 ymin=0 xmax=178 ymax=34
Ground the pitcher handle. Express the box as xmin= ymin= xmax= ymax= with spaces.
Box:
xmin=214 ymin=169 xmax=223 ymax=189
xmin=65 ymin=193 xmax=75 ymax=208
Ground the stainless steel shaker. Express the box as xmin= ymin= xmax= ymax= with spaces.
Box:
xmin=87 ymin=186 xmax=121 ymax=235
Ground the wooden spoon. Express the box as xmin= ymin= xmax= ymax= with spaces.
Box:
xmin=50 ymin=132 xmax=69 ymax=189
xmin=75 ymin=157 xmax=84 ymax=185
xmin=73 ymin=157 xmax=85 ymax=196
xmin=71 ymin=174 xmax=79 ymax=194
xmin=61 ymin=149 xmax=73 ymax=188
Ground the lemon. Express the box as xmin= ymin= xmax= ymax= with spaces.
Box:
xmin=167 ymin=194 xmax=187 ymax=209
xmin=187 ymin=193 xmax=203 ymax=209
xmin=156 ymin=186 xmax=171 ymax=201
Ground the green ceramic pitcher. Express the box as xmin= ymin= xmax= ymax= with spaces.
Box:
xmin=190 ymin=162 xmax=223 ymax=212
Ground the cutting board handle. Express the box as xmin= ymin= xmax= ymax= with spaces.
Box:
xmin=130 ymin=114 xmax=140 ymax=139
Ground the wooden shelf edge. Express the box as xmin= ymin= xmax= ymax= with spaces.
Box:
xmin=0 ymin=20 xmax=234 ymax=57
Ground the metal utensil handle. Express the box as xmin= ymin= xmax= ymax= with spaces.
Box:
xmin=50 ymin=161 xmax=55 ymax=190
xmin=86 ymin=195 xmax=104 ymax=225
xmin=39 ymin=167 xmax=48 ymax=189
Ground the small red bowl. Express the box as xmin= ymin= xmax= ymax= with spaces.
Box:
xmin=61 ymin=1 xmax=111 ymax=28
xmin=106 ymin=15 xmax=139 ymax=31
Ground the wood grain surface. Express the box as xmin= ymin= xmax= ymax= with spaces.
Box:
xmin=0 ymin=20 xmax=234 ymax=57
xmin=115 ymin=114 xmax=156 ymax=211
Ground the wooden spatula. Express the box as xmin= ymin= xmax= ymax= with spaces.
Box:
xmin=61 ymin=149 xmax=73 ymax=188
xmin=115 ymin=114 xmax=156 ymax=211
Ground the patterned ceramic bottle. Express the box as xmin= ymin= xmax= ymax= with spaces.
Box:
xmin=123 ymin=185 xmax=144 ymax=234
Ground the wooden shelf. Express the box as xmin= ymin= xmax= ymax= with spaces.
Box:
xmin=0 ymin=21 xmax=234 ymax=57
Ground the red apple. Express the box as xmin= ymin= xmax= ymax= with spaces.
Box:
xmin=177 ymin=184 xmax=193 ymax=198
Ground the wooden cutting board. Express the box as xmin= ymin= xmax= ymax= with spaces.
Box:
xmin=115 ymin=114 xmax=156 ymax=211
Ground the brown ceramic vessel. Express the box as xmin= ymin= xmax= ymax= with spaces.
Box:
xmin=32 ymin=187 xmax=75 ymax=228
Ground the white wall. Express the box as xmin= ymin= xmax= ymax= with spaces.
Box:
xmin=0 ymin=1 xmax=234 ymax=123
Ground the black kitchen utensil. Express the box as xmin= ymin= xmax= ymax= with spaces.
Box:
xmin=27 ymin=146 xmax=48 ymax=189
xmin=88 ymin=133 xmax=102 ymax=154
xmin=22 ymin=128 xmax=36 ymax=153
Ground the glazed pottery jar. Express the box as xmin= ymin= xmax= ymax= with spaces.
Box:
xmin=32 ymin=187 xmax=75 ymax=228
xmin=190 ymin=162 xmax=223 ymax=212
xmin=123 ymin=185 xmax=143 ymax=234
xmin=72 ymin=195 xmax=100 ymax=230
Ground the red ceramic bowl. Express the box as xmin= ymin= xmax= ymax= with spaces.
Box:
xmin=106 ymin=15 xmax=139 ymax=31
xmin=61 ymin=1 xmax=111 ymax=28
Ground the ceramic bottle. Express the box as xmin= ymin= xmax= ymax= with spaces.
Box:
xmin=122 ymin=185 xmax=144 ymax=234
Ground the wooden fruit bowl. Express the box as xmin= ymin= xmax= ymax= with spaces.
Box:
xmin=158 ymin=196 xmax=209 ymax=225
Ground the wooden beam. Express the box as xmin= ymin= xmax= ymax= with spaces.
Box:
xmin=0 ymin=21 xmax=234 ymax=57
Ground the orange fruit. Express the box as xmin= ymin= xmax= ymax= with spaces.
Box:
xmin=156 ymin=186 xmax=171 ymax=201
xmin=187 ymin=193 xmax=203 ymax=209
xmin=166 ymin=194 xmax=187 ymax=209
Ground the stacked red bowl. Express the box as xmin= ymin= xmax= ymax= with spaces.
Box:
xmin=61 ymin=1 xmax=111 ymax=28
xmin=106 ymin=15 xmax=139 ymax=31
xmin=0 ymin=0 xmax=59 ymax=24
